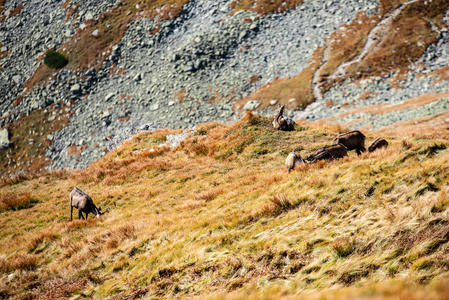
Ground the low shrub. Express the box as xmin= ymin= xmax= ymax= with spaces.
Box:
xmin=0 ymin=191 xmax=36 ymax=211
xmin=44 ymin=51 xmax=68 ymax=69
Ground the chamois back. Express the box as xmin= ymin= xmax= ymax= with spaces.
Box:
xmin=333 ymin=130 xmax=366 ymax=155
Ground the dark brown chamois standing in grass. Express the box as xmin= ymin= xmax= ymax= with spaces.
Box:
xmin=285 ymin=150 xmax=305 ymax=172
xmin=333 ymin=130 xmax=366 ymax=155
xmin=272 ymin=105 xmax=295 ymax=131
xmin=70 ymin=187 xmax=109 ymax=220
xmin=305 ymin=143 xmax=348 ymax=162
xmin=368 ymin=138 xmax=388 ymax=152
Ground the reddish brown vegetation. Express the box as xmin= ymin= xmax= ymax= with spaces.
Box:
xmin=12 ymin=94 xmax=22 ymax=107
xmin=174 ymin=89 xmax=188 ymax=103
xmin=0 ymin=42 xmax=9 ymax=60
xmin=0 ymin=106 xmax=71 ymax=178
xmin=357 ymin=91 xmax=379 ymax=101
xmin=0 ymin=3 xmax=22 ymax=22
xmin=119 ymin=115 xmax=130 ymax=122
xmin=249 ymin=75 xmax=259 ymax=83
xmin=68 ymin=145 xmax=88 ymax=156
xmin=65 ymin=3 xmax=80 ymax=21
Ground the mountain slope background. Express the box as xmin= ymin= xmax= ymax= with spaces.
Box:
xmin=1 ymin=0 xmax=449 ymax=177
xmin=2 ymin=1 xmax=449 ymax=298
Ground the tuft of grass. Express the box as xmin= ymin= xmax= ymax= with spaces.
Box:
xmin=430 ymin=190 xmax=449 ymax=213
xmin=332 ymin=236 xmax=356 ymax=258
xmin=194 ymin=187 xmax=224 ymax=202
xmin=402 ymin=139 xmax=413 ymax=149
xmin=418 ymin=143 xmax=447 ymax=157
xmin=0 ymin=254 xmax=39 ymax=273
xmin=0 ymin=190 xmax=36 ymax=211
xmin=260 ymin=194 xmax=295 ymax=217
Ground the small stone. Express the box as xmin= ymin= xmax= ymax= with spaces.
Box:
xmin=105 ymin=93 xmax=114 ymax=101
xmin=288 ymin=98 xmax=296 ymax=103
xmin=168 ymin=101 xmax=176 ymax=106
xmin=243 ymin=100 xmax=260 ymax=110
xmin=92 ymin=29 xmax=99 ymax=37
xmin=1 ymin=46 xmax=7 ymax=52
xmin=150 ymin=104 xmax=159 ymax=111
xmin=8 ymin=273 xmax=14 ymax=281
xmin=270 ymin=100 xmax=277 ymax=106
xmin=133 ymin=73 xmax=142 ymax=81
xmin=84 ymin=12 xmax=94 ymax=20
xmin=239 ymin=30 xmax=247 ymax=40
xmin=64 ymin=28 xmax=73 ymax=38
xmin=70 ymin=84 xmax=81 ymax=93
xmin=79 ymin=23 xmax=86 ymax=30
xmin=0 ymin=129 xmax=13 ymax=150
xmin=12 ymin=75 xmax=21 ymax=84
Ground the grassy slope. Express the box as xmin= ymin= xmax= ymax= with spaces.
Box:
xmin=1 ymin=114 xmax=449 ymax=299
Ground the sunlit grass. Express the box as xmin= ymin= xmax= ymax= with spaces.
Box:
xmin=1 ymin=114 xmax=449 ymax=298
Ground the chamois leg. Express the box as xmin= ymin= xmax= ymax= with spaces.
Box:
xmin=79 ymin=210 xmax=85 ymax=220
xmin=71 ymin=206 xmax=73 ymax=221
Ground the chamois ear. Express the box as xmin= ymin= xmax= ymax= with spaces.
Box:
xmin=98 ymin=207 xmax=101 ymax=211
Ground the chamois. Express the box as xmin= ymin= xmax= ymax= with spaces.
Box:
xmin=272 ymin=105 xmax=295 ymax=131
xmin=333 ymin=130 xmax=366 ymax=155
xmin=70 ymin=187 xmax=108 ymax=220
xmin=285 ymin=150 xmax=305 ymax=172
xmin=368 ymin=138 xmax=388 ymax=152
xmin=305 ymin=143 xmax=348 ymax=162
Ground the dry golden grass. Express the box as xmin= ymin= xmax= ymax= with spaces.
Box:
xmin=0 ymin=190 xmax=34 ymax=211
xmin=1 ymin=114 xmax=449 ymax=299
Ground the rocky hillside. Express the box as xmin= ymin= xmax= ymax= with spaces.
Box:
xmin=1 ymin=0 xmax=449 ymax=176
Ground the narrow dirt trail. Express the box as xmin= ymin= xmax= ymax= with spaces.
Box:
xmin=331 ymin=0 xmax=420 ymax=79
xmin=312 ymin=42 xmax=332 ymax=100
xmin=311 ymin=0 xmax=420 ymax=101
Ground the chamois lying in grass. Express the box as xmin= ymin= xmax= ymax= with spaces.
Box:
xmin=368 ymin=138 xmax=388 ymax=152
xmin=70 ymin=187 xmax=109 ymax=220
xmin=305 ymin=143 xmax=348 ymax=162
xmin=333 ymin=130 xmax=366 ymax=155
xmin=273 ymin=105 xmax=295 ymax=131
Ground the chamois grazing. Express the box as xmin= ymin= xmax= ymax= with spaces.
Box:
xmin=305 ymin=143 xmax=348 ymax=162
xmin=285 ymin=150 xmax=305 ymax=172
xmin=368 ymin=138 xmax=388 ymax=152
xmin=333 ymin=130 xmax=366 ymax=155
xmin=70 ymin=187 xmax=109 ymax=221
xmin=272 ymin=105 xmax=295 ymax=131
